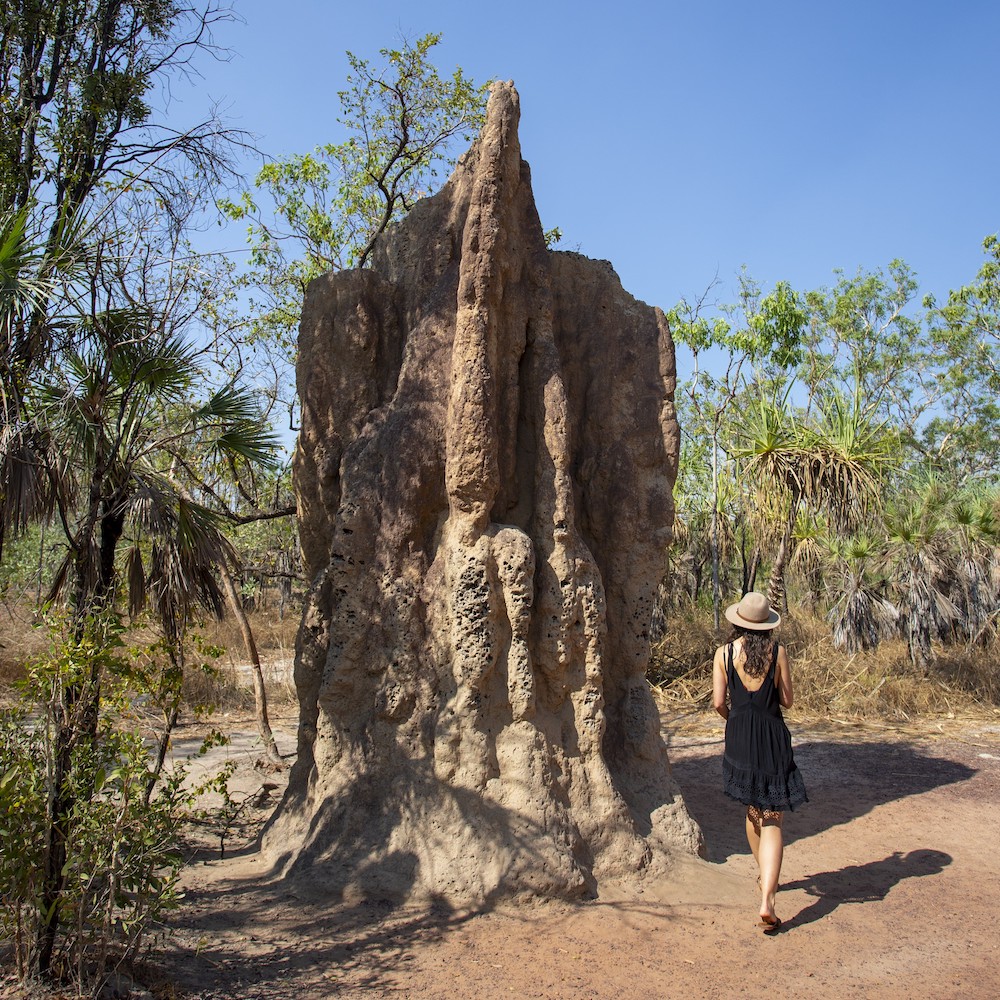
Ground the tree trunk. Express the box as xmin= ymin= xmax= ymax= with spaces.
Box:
xmin=746 ymin=545 xmax=761 ymax=594
xmin=710 ymin=435 xmax=721 ymax=629
xmin=37 ymin=715 xmax=72 ymax=974
xmin=145 ymin=704 xmax=180 ymax=805
xmin=217 ymin=560 xmax=282 ymax=765
xmin=767 ymin=503 xmax=798 ymax=615
xmin=40 ymin=492 xmax=123 ymax=972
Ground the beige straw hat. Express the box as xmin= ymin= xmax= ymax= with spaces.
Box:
xmin=724 ymin=591 xmax=781 ymax=630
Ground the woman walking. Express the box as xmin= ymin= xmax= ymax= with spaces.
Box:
xmin=713 ymin=592 xmax=807 ymax=932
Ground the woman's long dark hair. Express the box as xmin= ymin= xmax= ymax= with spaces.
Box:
xmin=729 ymin=625 xmax=775 ymax=679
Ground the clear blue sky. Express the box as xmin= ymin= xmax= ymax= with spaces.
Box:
xmin=180 ymin=0 xmax=999 ymax=317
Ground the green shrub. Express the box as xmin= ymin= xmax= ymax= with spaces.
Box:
xmin=0 ymin=619 xmax=208 ymax=993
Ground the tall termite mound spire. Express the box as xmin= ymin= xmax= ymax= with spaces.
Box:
xmin=264 ymin=81 xmax=702 ymax=901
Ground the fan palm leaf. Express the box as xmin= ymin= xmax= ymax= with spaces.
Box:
xmin=825 ymin=532 xmax=899 ymax=653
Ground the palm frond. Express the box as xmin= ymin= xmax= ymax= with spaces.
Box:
xmin=828 ymin=585 xmax=900 ymax=653
xmin=130 ymin=472 xmax=235 ymax=626
xmin=191 ymin=383 xmax=262 ymax=424
xmin=0 ymin=424 xmax=57 ymax=538
xmin=191 ymin=384 xmax=281 ymax=469
xmin=0 ymin=206 xmax=55 ymax=323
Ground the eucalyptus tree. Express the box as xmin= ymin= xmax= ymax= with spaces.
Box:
xmin=0 ymin=0 xmax=247 ymax=411
xmin=222 ymin=32 xmax=491 ymax=353
xmin=668 ymin=428 xmax=737 ymax=604
xmin=799 ymin=261 xmax=934 ymax=431
xmin=922 ymin=235 xmax=1000 ymax=479
xmin=0 ymin=1 xmax=240 ymax=218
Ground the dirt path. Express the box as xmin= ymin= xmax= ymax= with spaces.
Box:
xmin=154 ymin=710 xmax=1000 ymax=999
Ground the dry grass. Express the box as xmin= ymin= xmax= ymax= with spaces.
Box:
xmin=650 ymin=603 xmax=1000 ymax=723
xmin=0 ymin=601 xmax=300 ymax=712
xmin=7 ymin=594 xmax=997 ymax=726
xmin=0 ymin=601 xmax=52 ymax=689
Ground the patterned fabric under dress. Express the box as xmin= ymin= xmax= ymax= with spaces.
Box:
xmin=722 ymin=642 xmax=807 ymax=812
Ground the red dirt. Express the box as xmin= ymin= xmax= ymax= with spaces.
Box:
xmin=150 ymin=709 xmax=1000 ymax=999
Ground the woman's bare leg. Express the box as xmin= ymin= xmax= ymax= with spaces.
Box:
xmin=745 ymin=807 xmax=761 ymax=866
xmin=758 ymin=811 xmax=784 ymax=921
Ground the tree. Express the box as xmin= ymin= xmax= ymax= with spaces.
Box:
xmin=1 ymin=1 xmax=250 ymax=568
xmin=222 ymin=32 xmax=490 ymax=352
xmin=21 ymin=309 xmax=277 ymax=972
xmin=0 ymin=0 xmax=247 ymax=405
xmin=0 ymin=6 xmax=280 ymax=976
xmin=799 ymin=261 xmax=929 ymax=428
xmin=0 ymin=0 xmax=242 ymax=223
xmin=883 ymin=475 xmax=958 ymax=668
xmin=825 ymin=532 xmax=898 ymax=654
xmin=923 ymin=235 xmax=1000 ymax=478
xmin=669 ymin=273 xmax=805 ymax=625
xmin=731 ymin=388 xmax=897 ymax=613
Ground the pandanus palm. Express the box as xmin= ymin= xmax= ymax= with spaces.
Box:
xmin=732 ymin=387 xmax=896 ymax=613
xmin=825 ymin=532 xmax=899 ymax=654
xmin=946 ymin=485 xmax=1000 ymax=645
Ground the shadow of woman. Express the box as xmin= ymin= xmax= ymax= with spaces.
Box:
xmin=780 ymin=848 xmax=952 ymax=929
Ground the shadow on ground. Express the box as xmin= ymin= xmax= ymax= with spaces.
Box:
xmin=779 ymin=848 xmax=952 ymax=929
xmin=668 ymin=737 xmax=977 ymax=862
xmin=156 ymin=862 xmax=485 ymax=1000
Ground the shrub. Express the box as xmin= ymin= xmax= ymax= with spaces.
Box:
xmin=0 ymin=620 xmax=201 ymax=993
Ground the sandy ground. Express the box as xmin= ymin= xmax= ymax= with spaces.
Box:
xmin=139 ymin=706 xmax=1000 ymax=1000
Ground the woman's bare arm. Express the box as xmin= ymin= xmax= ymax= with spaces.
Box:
xmin=712 ymin=645 xmax=730 ymax=719
xmin=776 ymin=644 xmax=794 ymax=709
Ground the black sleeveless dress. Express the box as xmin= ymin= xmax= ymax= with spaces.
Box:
xmin=722 ymin=642 xmax=807 ymax=812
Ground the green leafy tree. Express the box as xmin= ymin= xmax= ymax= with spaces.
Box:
xmin=0 ymin=621 xmax=214 ymax=988
xmin=923 ymin=235 xmax=1000 ymax=478
xmin=1 ymin=1 xmax=251 ymax=579
xmin=800 ymin=261 xmax=928 ymax=427
xmin=222 ymin=32 xmax=490 ymax=351
xmin=0 ymin=0 xmax=241 ymax=222
xmin=19 ymin=314 xmax=277 ymax=973
xmin=0 ymin=0 xmax=247 ymax=420
xmin=0 ymin=10 xmax=277 ymax=978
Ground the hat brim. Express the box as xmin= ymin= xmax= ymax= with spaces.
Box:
xmin=724 ymin=603 xmax=781 ymax=630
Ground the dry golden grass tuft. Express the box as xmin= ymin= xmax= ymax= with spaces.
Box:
xmin=650 ymin=603 xmax=1000 ymax=723
xmin=172 ymin=606 xmax=300 ymax=712
xmin=0 ymin=603 xmax=52 ymax=693
xmin=0 ymin=602 xmax=300 ymax=712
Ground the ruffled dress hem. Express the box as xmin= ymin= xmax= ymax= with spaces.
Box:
xmin=722 ymin=758 xmax=808 ymax=812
